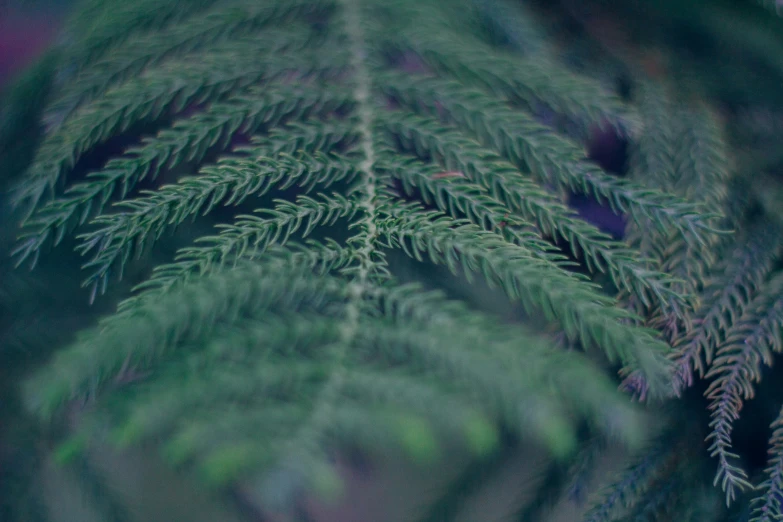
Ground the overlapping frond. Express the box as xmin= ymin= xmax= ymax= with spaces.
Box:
xmin=14 ymin=31 xmax=343 ymax=216
xmin=76 ymin=152 xmax=358 ymax=297
xmin=377 ymin=113 xmax=686 ymax=315
xmin=751 ymin=407 xmax=783 ymax=522
xmin=387 ymin=14 xmax=638 ymax=136
xmin=380 ymin=71 xmax=717 ymax=247
xmin=59 ymin=0 xmax=219 ymax=70
xmin=670 ymin=222 xmax=781 ymax=391
xmin=13 ymin=82 xmax=354 ymax=269
xmin=616 ymin=81 xmax=783 ymax=512
xmin=619 ymin=82 xmax=736 ymax=400
xmin=582 ymin=422 xmax=705 ymax=522
xmin=703 ymin=271 xmax=783 ymax=503
xmin=624 ymin=83 xmax=731 ymax=325
xmin=379 ymin=204 xmax=671 ymax=393
xmin=45 ymin=0 xmax=337 ymax=129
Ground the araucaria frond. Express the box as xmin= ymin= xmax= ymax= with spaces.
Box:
xmin=10 ymin=0 xmax=768 ymax=519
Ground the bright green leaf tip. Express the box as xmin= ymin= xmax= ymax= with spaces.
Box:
xmin=536 ymin=411 xmax=577 ymax=459
xmin=53 ymin=435 xmax=88 ymax=465
xmin=199 ymin=444 xmax=256 ymax=485
xmin=463 ymin=414 xmax=499 ymax=456
xmin=394 ymin=415 xmax=440 ymax=464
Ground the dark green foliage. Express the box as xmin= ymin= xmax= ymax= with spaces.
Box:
xmin=5 ymin=0 xmax=783 ymax=520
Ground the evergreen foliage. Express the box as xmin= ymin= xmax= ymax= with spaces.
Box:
xmin=4 ymin=0 xmax=783 ymax=520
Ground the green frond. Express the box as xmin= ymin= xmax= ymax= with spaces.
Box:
xmin=629 ymin=82 xmax=732 ymax=211
xmin=366 ymin=284 xmax=645 ymax=446
xmin=107 ymin=314 xmax=348 ymax=446
xmin=622 ymin=221 xmax=781 ymax=400
xmin=627 ymin=83 xmax=680 ymax=193
xmin=378 ymin=112 xmax=687 ymax=315
xmin=671 ymin=102 xmax=731 ymax=214
xmin=60 ymin=0 xmax=220 ymax=70
xmin=379 ymin=204 xmax=672 ymax=396
xmin=619 ymin=87 xmax=748 ymax=398
xmin=348 ymin=302 xmax=582 ymax=457
xmin=582 ymin=427 xmax=694 ymax=522
xmin=123 ymin=356 xmax=495 ymax=463
xmin=380 ymin=72 xmax=719 ymax=246
xmin=703 ymin=272 xmax=783 ymax=504
xmin=751 ymin=406 xmax=783 ymax=522
xmin=74 ymin=152 xmax=357 ymax=296
xmin=648 ymin=100 xmax=732 ymax=297
xmin=670 ymin=222 xmax=781 ymax=390
xmin=253 ymin=119 xmax=359 ymax=158
xmin=123 ymin=240 xmax=353 ymax=315
xmin=14 ymin=86 xmax=354 ymax=270
xmin=624 ymin=84 xmax=731 ymax=317
xmin=388 ymin=14 xmax=638 ymax=135
xmin=377 ymin=155 xmax=561 ymax=257
xmin=46 ymin=0 xmax=337 ymax=128
xmin=25 ymin=261 xmax=646 ymax=502
xmin=22 ymin=261 xmax=348 ymax=422
xmin=14 ymin=35 xmax=343 ymax=216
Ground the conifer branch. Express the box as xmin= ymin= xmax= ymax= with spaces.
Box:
xmin=704 ymin=272 xmax=783 ymax=504
xmin=378 ymin=112 xmax=687 ymax=315
xmin=9 ymin=0 xmax=768 ymax=518
xmin=269 ymin=0 xmax=385 ymax=493
xmin=751 ymin=406 xmax=783 ymax=522
xmin=22 ymin=261 xmax=348 ymax=422
xmin=61 ymin=0 xmax=220 ymax=70
xmin=624 ymin=86 xmax=731 ymax=338
xmin=75 ymin=153 xmax=357 ymax=297
xmin=46 ymin=1 xmax=337 ymax=129
xmin=14 ymin=42 xmax=344 ymax=216
xmin=380 ymin=204 xmax=672 ymax=396
xmin=380 ymin=72 xmax=720 ymax=247
xmin=670 ymin=223 xmax=781 ymax=391
xmin=392 ymin=23 xmax=638 ymax=135
xmin=582 ymin=430 xmax=690 ymax=522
